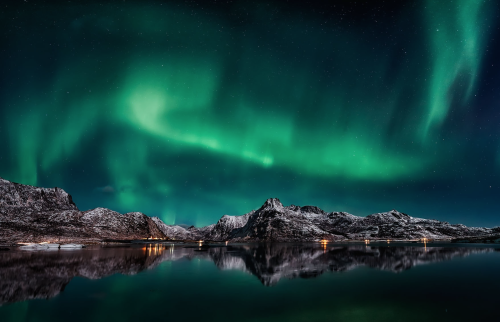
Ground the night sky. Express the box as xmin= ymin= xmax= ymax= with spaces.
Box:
xmin=1 ymin=0 xmax=500 ymax=227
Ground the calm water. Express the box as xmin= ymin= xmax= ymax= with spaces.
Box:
xmin=0 ymin=243 xmax=499 ymax=322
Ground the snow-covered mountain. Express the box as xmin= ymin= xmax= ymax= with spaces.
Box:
xmin=150 ymin=217 xmax=200 ymax=241
xmin=157 ymin=198 xmax=495 ymax=242
xmin=0 ymin=178 xmax=166 ymax=243
xmin=1 ymin=178 xmax=497 ymax=243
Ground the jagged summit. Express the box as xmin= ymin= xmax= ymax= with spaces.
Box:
xmin=0 ymin=178 xmax=78 ymax=212
xmin=365 ymin=210 xmax=412 ymax=224
xmin=259 ymin=198 xmax=284 ymax=211
xmin=299 ymin=205 xmax=325 ymax=215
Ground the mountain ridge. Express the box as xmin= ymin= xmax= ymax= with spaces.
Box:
xmin=0 ymin=177 xmax=497 ymax=244
xmin=183 ymin=197 xmax=494 ymax=242
xmin=0 ymin=178 xmax=167 ymax=244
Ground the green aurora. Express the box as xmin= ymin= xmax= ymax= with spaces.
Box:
xmin=1 ymin=0 xmax=500 ymax=226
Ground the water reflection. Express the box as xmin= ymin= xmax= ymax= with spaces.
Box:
xmin=0 ymin=244 xmax=492 ymax=304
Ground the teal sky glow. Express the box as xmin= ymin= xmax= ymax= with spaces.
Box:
xmin=1 ymin=0 xmax=499 ymax=226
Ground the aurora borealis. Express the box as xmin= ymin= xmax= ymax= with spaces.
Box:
xmin=1 ymin=0 xmax=500 ymax=227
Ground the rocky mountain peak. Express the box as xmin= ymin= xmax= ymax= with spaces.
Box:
xmin=259 ymin=198 xmax=284 ymax=212
xmin=388 ymin=210 xmax=411 ymax=219
xmin=0 ymin=178 xmax=166 ymax=243
xmin=300 ymin=205 xmax=325 ymax=215
xmin=365 ymin=209 xmax=412 ymax=224
xmin=0 ymin=177 xmax=78 ymax=212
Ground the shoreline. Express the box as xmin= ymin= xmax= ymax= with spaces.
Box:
xmin=2 ymin=235 xmax=500 ymax=248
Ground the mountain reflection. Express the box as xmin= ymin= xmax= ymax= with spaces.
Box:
xmin=0 ymin=244 xmax=491 ymax=304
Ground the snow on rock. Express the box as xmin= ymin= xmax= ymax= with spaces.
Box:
xmin=151 ymin=217 xmax=201 ymax=240
xmin=176 ymin=198 xmax=496 ymax=242
xmin=0 ymin=178 xmax=167 ymax=244
xmin=209 ymin=211 xmax=255 ymax=240
xmin=1 ymin=178 xmax=496 ymax=243
xmin=0 ymin=178 xmax=77 ymax=213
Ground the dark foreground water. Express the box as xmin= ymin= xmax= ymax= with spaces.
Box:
xmin=0 ymin=243 xmax=499 ymax=322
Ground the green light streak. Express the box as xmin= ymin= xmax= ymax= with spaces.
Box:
xmin=422 ymin=0 xmax=488 ymax=137
xmin=0 ymin=1 xmax=493 ymax=225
